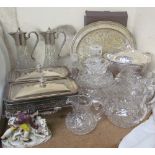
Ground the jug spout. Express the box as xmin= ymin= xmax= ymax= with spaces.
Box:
xmin=9 ymin=32 xmax=16 ymax=40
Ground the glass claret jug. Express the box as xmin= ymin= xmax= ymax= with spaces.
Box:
xmin=9 ymin=28 xmax=39 ymax=69
xmin=104 ymin=66 xmax=155 ymax=128
xmin=65 ymin=95 xmax=104 ymax=135
xmin=40 ymin=27 xmax=66 ymax=67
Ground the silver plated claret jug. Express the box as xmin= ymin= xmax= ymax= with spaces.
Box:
xmin=9 ymin=28 xmax=39 ymax=69
xmin=40 ymin=27 xmax=66 ymax=68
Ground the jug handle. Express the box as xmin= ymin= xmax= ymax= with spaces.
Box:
xmin=145 ymin=87 xmax=155 ymax=106
xmin=27 ymin=31 xmax=39 ymax=60
xmin=66 ymin=97 xmax=75 ymax=106
xmin=91 ymin=100 xmax=104 ymax=122
xmin=54 ymin=31 xmax=66 ymax=57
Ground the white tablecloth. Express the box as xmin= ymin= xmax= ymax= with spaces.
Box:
xmin=119 ymin=114 xmax=155 ymax=148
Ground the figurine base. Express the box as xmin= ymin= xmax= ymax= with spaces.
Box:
xmin=1 ymin=129 xmax=52 ymax=148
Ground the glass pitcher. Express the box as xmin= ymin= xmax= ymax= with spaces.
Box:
xmin=40 ymin=27 xmax=66 ymax=67
xmin=65 ymin=95 xmax=104 ymax=135
xmin=9 ymin=28 xmax=39 ymax=69
xmin=104 ymin=66 xmax=155 ymax=128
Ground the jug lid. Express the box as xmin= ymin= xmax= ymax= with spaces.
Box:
xmin=9 ymin=27 xmax=27 ymax=46
xmin=40 ymin=27 xmax=56 ymax=45
xmin=11 ymin=27 xmax=26 ymax=34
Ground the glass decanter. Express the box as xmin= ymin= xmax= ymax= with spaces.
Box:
xmin=104 ymin=66 xmax=155 ymax=128
xmin=9 ymin=28 xmax=39 ymax=69
xmin=65 ymin=95 xmax=104 ymax=135
xmin=76 ymin=45 xmax=113 ymax=89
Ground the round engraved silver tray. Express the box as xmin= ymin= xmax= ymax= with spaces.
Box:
xmin=71 ymin=21 xmax=136 ymax=62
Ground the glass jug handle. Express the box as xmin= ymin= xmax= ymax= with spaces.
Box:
xmin=54 ymin=31 xmax=66 ymax=57
xmin=91 ymin=100 xmax=104 ymax=122
xmin=27 ymin=31 xmax=39 ymax=60
xmin=146 ymin=87 xmax=155 ymax=106
xmin=66 ymin=97 xmax=78 ymax=112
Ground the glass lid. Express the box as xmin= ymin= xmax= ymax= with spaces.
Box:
xmin=104 ymin=50 xmax=151 ymax=66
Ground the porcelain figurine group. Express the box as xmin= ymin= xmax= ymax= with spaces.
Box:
xmin=1 ymin=111 xmax=51 ymax=148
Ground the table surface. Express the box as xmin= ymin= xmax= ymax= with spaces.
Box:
xmin=35 ymin=109 xmax=132 ymax=148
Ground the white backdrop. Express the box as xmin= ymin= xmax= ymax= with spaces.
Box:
xmin=16 ymin=7 xmax=136 ymax=32
xmin=0 ymin=7 xmax=18 ymax=116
